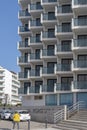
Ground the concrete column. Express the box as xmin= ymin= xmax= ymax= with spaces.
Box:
xmin=64 ymin=105 xmax=67 ymax=120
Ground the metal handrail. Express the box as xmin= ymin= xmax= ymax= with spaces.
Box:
xmin=54 ymin=107 xmax=64 ymax=123
xmin=54 ymin=101 xmax=85 ymax=124
xmin=67 ymin=101 xmax=85 ymax=119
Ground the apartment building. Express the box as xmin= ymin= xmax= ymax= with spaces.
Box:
xmin=0 ymin=66 xmax=20 ymax=105
xmin=18 ymin=0 xmax=87 ymax=107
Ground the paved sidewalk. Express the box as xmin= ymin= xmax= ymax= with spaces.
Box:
xmin=0 ymin=120 xmax=56 ymax=130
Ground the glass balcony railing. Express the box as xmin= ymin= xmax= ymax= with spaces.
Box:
xmin=56 ymin=83 xmax=71 ymax=91
xmin=57 ymin=44 xmax=71 ymax=52
xmin=30 ymin=53 xmax=40 ymax=60
xmin=57 ymin=25 xmax=72 ymax=33
xmin=42 ymin=67 xmax=55 ymax=74
xmin=57 ymin=6 xmax=72 ymax=13
xmin=42 ymin=85 xmax=55 ymax=92
xmin=19 ymin=10 xmax=30 ymax=17
xmin=56 ymin=64 xmax=71 ymax=71
xmin=42 ymin=0 xmax=57 ymax=3
xmin=18 ymin=87 xmax=24 ymax=94
xmin=30 ymin=69 xmax=40 ymax=77
xmin=73 ymin=39 xmax=87 ymax=47
xmin=18 ymin=41 xmax=29 ymax=48
xmin=42 ymin=31 xmax=55 ymax=38
xmin=18 ymin=56 xmax=30 ymax=63
xmin=42 ymin=49 xmax=55 ymax=56
xmin=73 ymin=81 xmax=87 ymax=89
xmin=30 ymin=20 xmax=42 ymax=26
xmin=73 ymin=60 xmax=87 ymax=68
xmin=19 ymin=56 xmax=28 ymax=63
xmin=73 ymin=0 xmax=87 ymax=5
xmin=73 ymin=18 xmax=87 ymax=26
xmin=30 ymin=37 xmax=41 ymax=43
xmin=19 ymin=26 xmax=29 ymax=32
xmin=43 ymin=13 xmax=56 ymax=20
xmin=30 ymin=4 xmax=43 ymax=10
xmin=18 ymin=72 xmax=29 ymax=79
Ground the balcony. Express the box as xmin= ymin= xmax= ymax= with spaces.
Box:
xmin=72 ymin=39 xmax=87 ymax=52
xmin=29 ymin=20 xmax=43 ymax=32
xmin=55 ymin=83 xmax=72 ymax=91
xmin=41 ymin=0 xmax=57 ymax=10
xmin=55 ymin=64 xmax=72 ymax=75
xmin=41 ymin=31 xmax=57 ymax=43
xmin=18 ymin=72 xmax=30 ymax=81
xmin=72 ymin=60 xmax=87 ymax=72
xmin=72 ymin=0 xmax=87 ymax=15
xmin=55 ymin=25 xmax=73 ymax=39
xmin=72 ymin=18 xmax=87 ymax=34
xmin=18 ymin=26 xmax=31 ymax=36
xmin=58 ymin=0 xmax=71 ymax=4
xmin=29 ymin=36 xmax=42 ymax=47
xmin=41 ymin=13 xmax=57 ymax=27
xmin=17 ymin=56 xmax=30 ymax=66
xmin=72 ymin=81 xmax=87 ymax=91
xmin=55 ymin=44 xmax=72 ymax=57
xmin=18 ymin=0 xmax=30 ymax=6
xmin=30 ymin=53 xmax=42 ymax=63
xmin=18 ymin=41 xmax=30 ymax=51
xmin=29 ymin=3 xmax=43 ymax=17
xmin=29 ymin=69 xmax=42 ymax=80
xmin=18 ymin=10 xmax=31 ymax=21
xmin=41 ymin=67 xmax=56 ymax=77
xmin=41 ymin=49 xmax=56 ymax=60
xmin=55 ymin=6 xmax=73 ymax=21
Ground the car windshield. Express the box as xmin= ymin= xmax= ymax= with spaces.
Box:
xmin=19 ymin=111 xmax=28 ymax=114
xmin=5 ymin=111 xmax=11 ymax=113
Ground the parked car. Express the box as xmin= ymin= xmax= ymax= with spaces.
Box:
xmin=10 ymin=110 xmax=31 ymax=121
xmin=1 ymin=109 xmax=12 ymax=120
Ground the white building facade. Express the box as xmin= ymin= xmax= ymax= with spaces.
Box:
xmin=0 ymin=66 xmax=20 ymax=105
xmin=18 ymin=0 xmax=87 ymax=107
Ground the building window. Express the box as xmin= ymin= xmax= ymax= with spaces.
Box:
xmin=34 ymin=96 xmax=43 ymax=100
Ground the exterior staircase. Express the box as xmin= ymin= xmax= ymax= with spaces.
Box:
xmin=53 ymin=110 xmax=87 ymax=130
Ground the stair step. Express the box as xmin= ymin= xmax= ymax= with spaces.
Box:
xmin=57 ymin=123 xmax=87 ymax=130
xmin=61 ymin=121 xmax=87 ymax=127
xmin=53 ymin=125 xmax=80 ymax=130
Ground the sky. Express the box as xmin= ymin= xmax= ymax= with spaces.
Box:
xmin=0 ymin=0 xmax=20 ymax=73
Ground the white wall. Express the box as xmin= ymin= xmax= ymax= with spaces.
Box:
xmin=22 ymin=95 xmax=45 ymax=106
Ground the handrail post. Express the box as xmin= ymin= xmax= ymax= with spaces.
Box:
xmin=64 ymin=105 xmax=67 ymax=120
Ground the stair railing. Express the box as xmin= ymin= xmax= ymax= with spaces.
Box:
xmin=67 ymin=101 xmax=85 ymax=119
xmin=54 ymin=106 xmax=65 ymax=123
xmin=54 ymin=101 xmax=85 ymax=123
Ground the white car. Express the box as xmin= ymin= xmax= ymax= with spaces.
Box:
xmin=10 ymin=110 xmax=31 ymax=121
xmin=1 ymin=109 xmax=12 ymax=120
